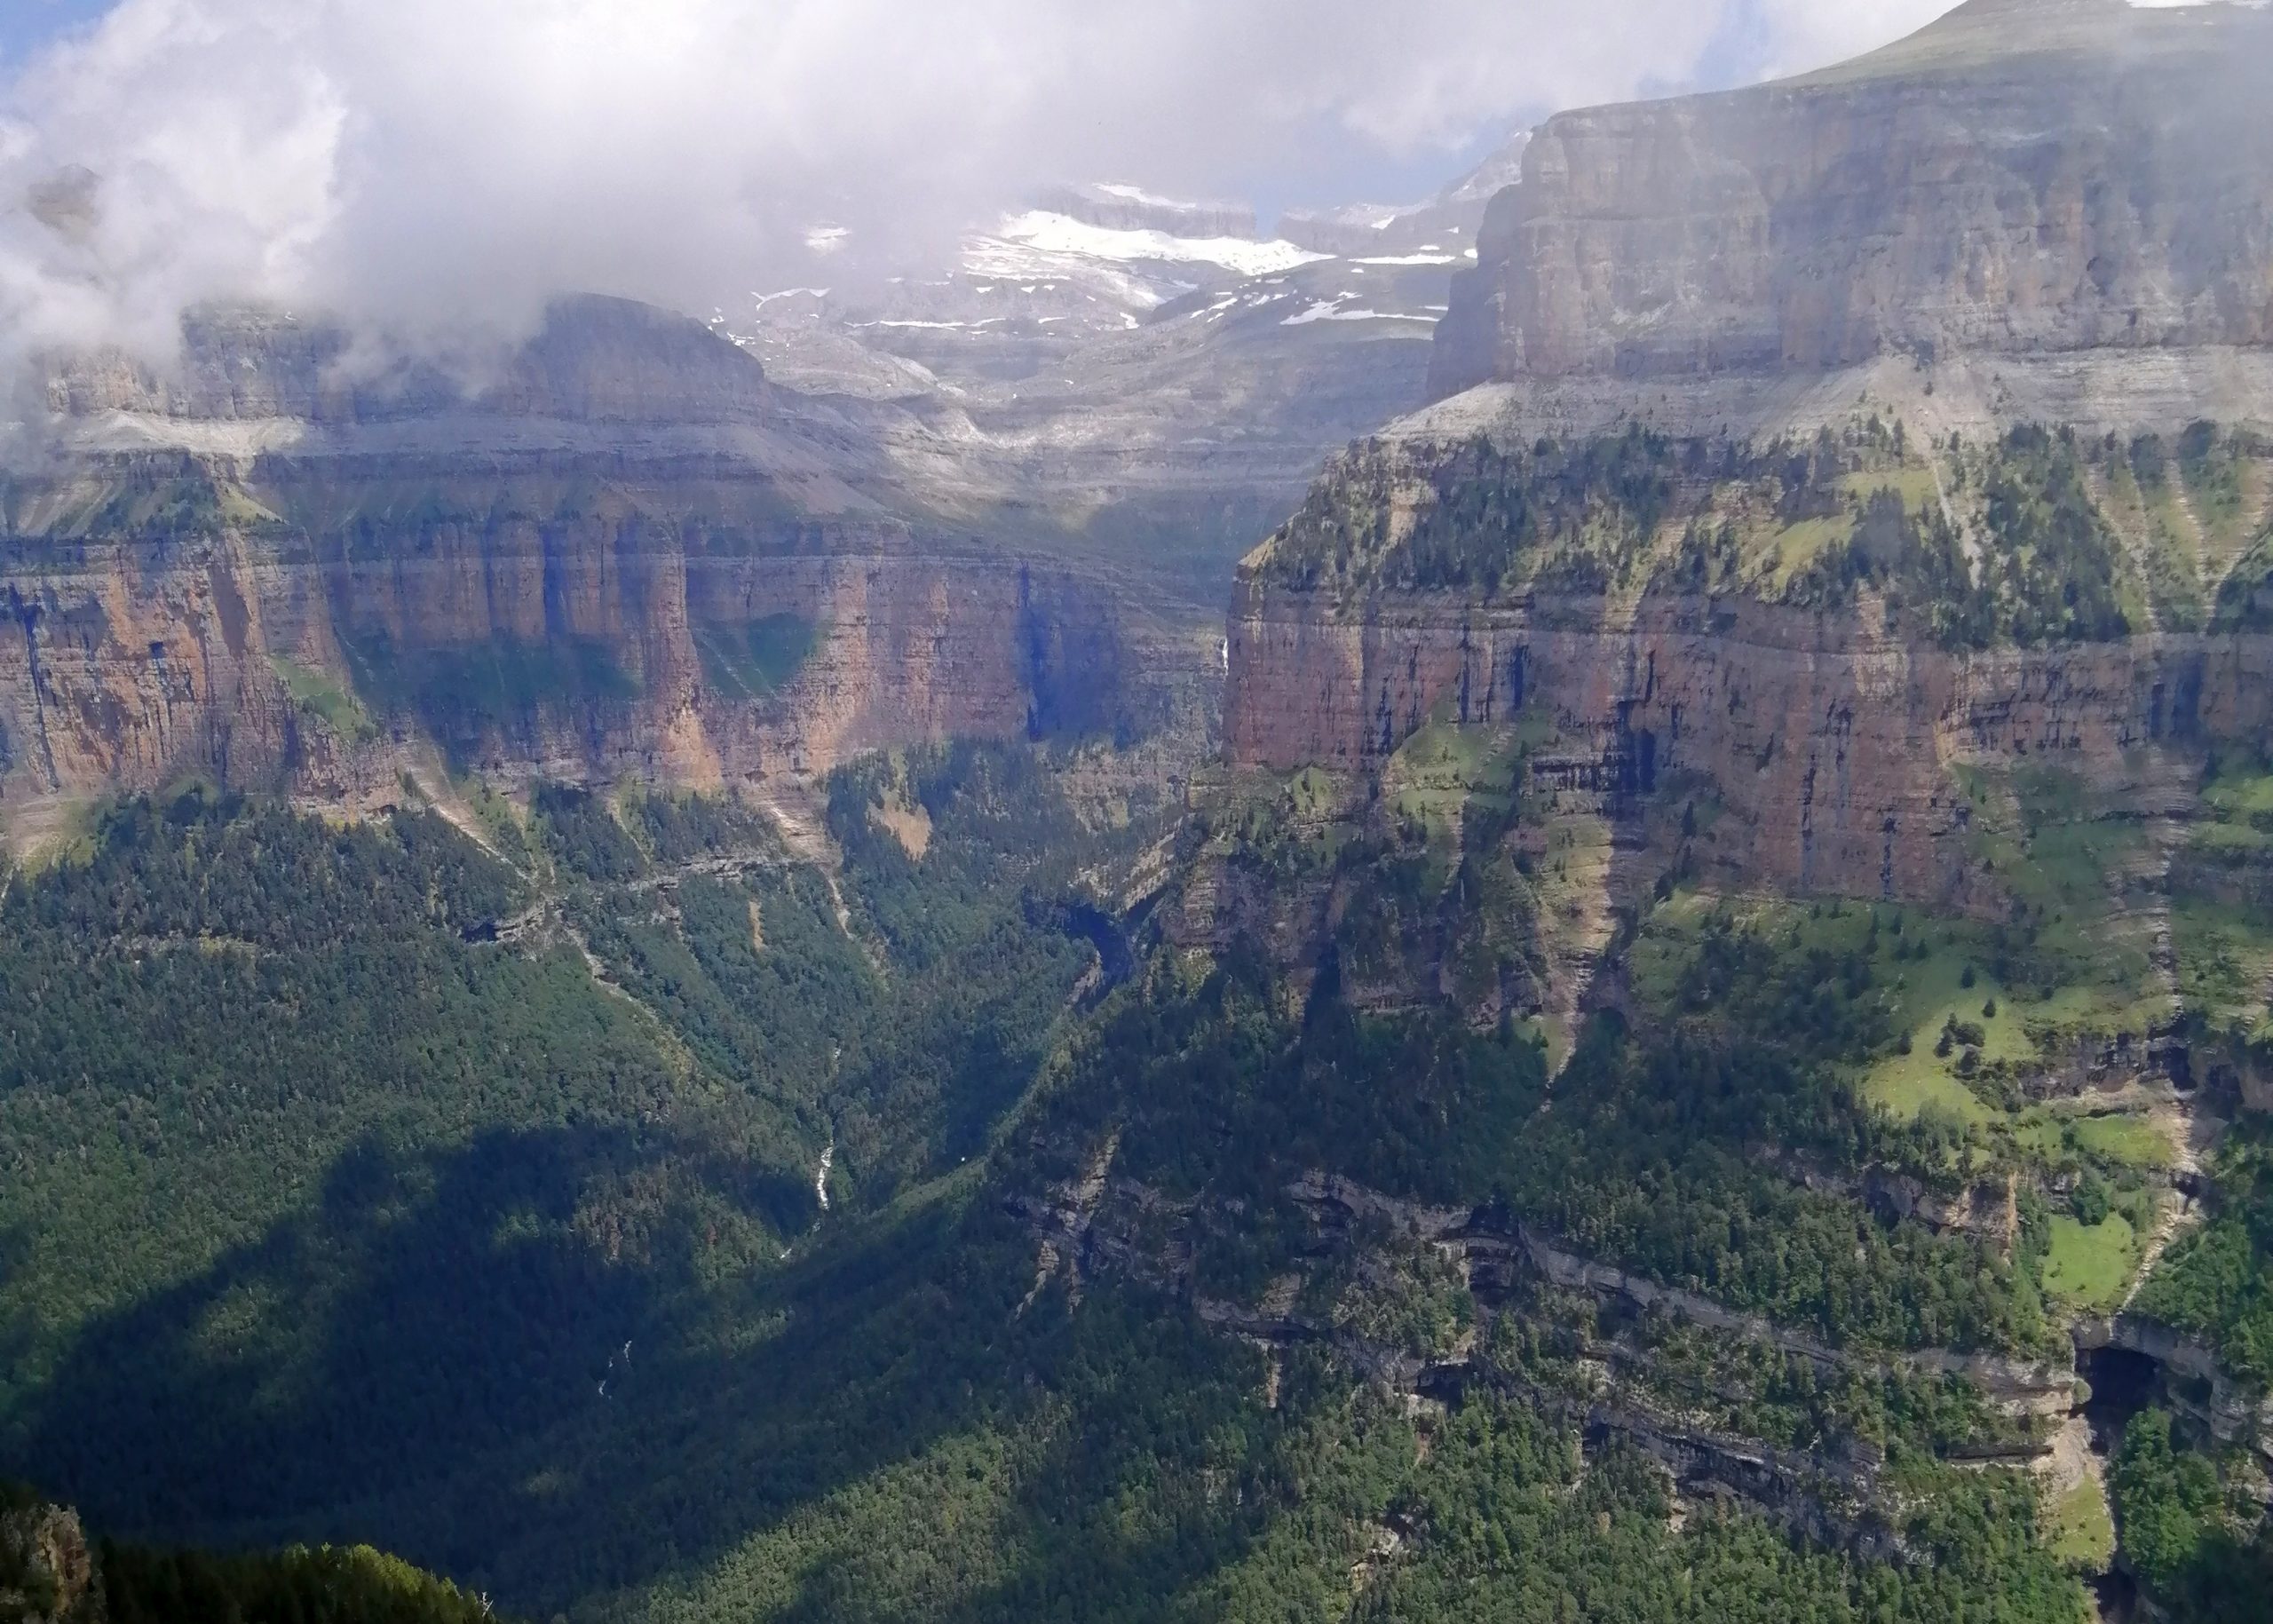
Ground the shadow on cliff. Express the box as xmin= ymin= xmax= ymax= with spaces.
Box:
xmin=0 ymin=1121 xmax=1012 ymax=1610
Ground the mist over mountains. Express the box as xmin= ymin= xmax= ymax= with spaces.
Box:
xmin=5 ymin=6 xmax=2273 ymax=1624
xmin=0 ymin=0 xmax=1964 ymax=392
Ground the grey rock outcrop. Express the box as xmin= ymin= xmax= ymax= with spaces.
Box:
xmin=44 ymin=295 xmax=777 ymax=427
xmin=0 ymin=1498 xmax=97 ymax=1624
xmin=1430 ymin=0 xmax=2273 ymax=402
xmin=1279 ymin=132 xmax=1527 ymax=257
xmin=2073 ymin=1313 xmax=2273 ymax=1458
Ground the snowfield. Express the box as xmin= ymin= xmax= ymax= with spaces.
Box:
xmin=978 ymin=210 xmax=1330 ymax=279
xmin=1282 ymin=298 xmax=1437 ymax=327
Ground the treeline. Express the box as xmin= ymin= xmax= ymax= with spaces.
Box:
xmin=0 ymin=785 xmax=815 ymax=1557
xmin=4 ymin=1480 xmax=497 ymax=1624
xmin=1263 ymin=425 xmax=1689 ymax=593
xmin=548 ymin=742 xmax=1124 ymax=1200
xmin=1357 ymin=1395 xmax=2081 ymax=1624
xmin=586 ymin=1232 xmax=2093 ymax=1624
xmin=0 ymin=742 xmax=1158 ymax=1606
xmin=1262 ymin=417 xmax=2236 ymax=651
xmin=1674 ymin=424 xmax=2138 ymax=647
xmin=101 ymin=1541 xmax=499 ymax=1624
xmin=8 ymin=788 xmax=517 ymax=949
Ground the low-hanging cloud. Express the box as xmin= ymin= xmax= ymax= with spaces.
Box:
xmin=0 ymin=0 xmax=1957 ymax=376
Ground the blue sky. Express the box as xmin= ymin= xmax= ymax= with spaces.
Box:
xmin=0 ymin=0 xmax=111 ymax=68
xmin=1225 ymin=1 xmax=1925 ymax=218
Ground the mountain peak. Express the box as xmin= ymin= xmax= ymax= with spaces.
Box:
xmin=1793 ymin=0 xmax=2250 ymax=85
xmin=1941 ymin=0 xmax=2123 ymax=15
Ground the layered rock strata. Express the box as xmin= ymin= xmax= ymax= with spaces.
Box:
xmin=0 ymin=295 xmax=1216 ymax=835
xmin=1224 ymin=575 xmax=2268 ymax=911
xmin=0 ymin=478 xmax=1133 ymax=824
xmin=1431 ymin=0 xmax=2273 ymax=402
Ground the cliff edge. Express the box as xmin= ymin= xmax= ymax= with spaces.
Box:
xmin=1429 ymin=0 xmax=2273 ymax=412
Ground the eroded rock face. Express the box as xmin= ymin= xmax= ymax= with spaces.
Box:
xmin=0 ymin=290 xmax=1208 ymax=834
xmin=0 ymin=456 xmax=1139 ymax=828
xmin=0 ymin=1500 xmax=96 ymax=1624
xmin=1223 ymin=573 xmax=2271 ymax=911
xmin=43 ymin=296 xmax=781 ymax=426
xmin=2073 ymin=1313 xmax=2273 ymax=1455
xmin=1430 ymin=0 xmax=2273 ymax=400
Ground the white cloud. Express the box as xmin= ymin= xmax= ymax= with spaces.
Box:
xmin=0 ymin=0 xmax=1963 ymax=376
xmin=1738 ymin=0 xmax=1948 ymax=78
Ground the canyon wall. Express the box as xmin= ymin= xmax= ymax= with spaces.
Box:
xmin=0 ymin=456 xmax=1138 ymax=835
xmin=1238 ymin=0 xmax=2273 ymax=915
xmin=1430 ymin=0 xmax=2273 ymax=401
xmin=0 ymin=297 xmax=1190 ymax=838
xmin=1224 ymin=573 xmax=2272 ymax=910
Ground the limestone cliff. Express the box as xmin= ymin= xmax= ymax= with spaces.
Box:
xmin=0 ymin=457 xmax=1139 ymax=836
xmin=1226 ymin=577 xmax=2270 ymax=912
xmin=1211 ymin=0 xmax=2273 ymax=1066
xmin=1219 ymin=421 xmax=2273 ymax=915
xmin=0 ymin=297 xmax=1183 ymax=843
xmin=0 ymin=1495 xmax=95 ymax=1624
xmin=1430 ymin=0 xmax=2273 ymax=402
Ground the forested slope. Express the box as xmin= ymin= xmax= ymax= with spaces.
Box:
xmin=7 ymin=410 xmax=2273 ymax=1620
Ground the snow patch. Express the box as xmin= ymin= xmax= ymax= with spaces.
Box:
xmin=1093 ymin=181 xmax=1195 ymax=210
xmin=1281 ymin=299 xmax=1436 ymax=327
xmin=983 ymin=210 xmax=1327 ymax=278
xmin=750 ymin=287 xmax=830 ymax=313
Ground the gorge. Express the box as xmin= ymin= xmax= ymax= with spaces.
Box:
xmin=3 ymin=3 xmax=2272 ymax=1622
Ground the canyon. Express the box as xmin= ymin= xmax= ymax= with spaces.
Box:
xmin=5 ymin=1 xmax=2271 ymax=866
xmin=3 ymin=4 xmax=2270 ymax=1616
xmin=0 ymin=156 xmax=1512 ymax=842
xmin=0 ymin=109 xmax=1552 ymax=846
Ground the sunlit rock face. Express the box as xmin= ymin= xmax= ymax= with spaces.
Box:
xmin=1430 ymin=0 xmax=2273 ymax=400
xmin=0 ymin=296 xmax=1156 ymax=834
